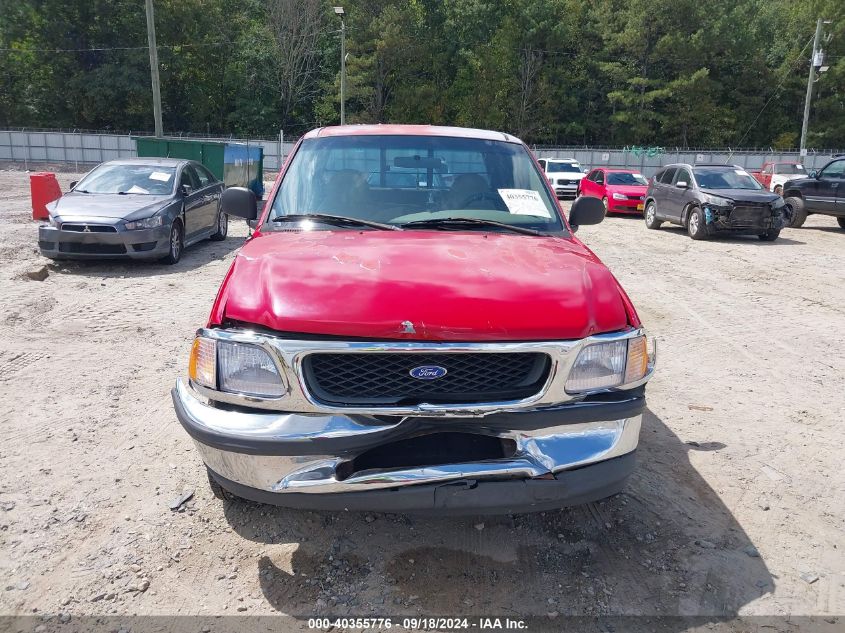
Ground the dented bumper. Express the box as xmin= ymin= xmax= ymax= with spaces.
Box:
xmin=172 ymin=379 xmax=644 ymax=513
xmin=702 ymin=202 xmax=791 ymax=233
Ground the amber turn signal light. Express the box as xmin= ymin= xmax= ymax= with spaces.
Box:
xmin=188 ymin=337 xmax=217 ymax=389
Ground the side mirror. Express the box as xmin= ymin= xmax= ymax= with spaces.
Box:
xmin=69 ymin=180 xmax=78 ymax=190
xmin=809 ymin=170 xmax=817 ymax=179
xmin=180 ymin=184 xmax=193 ymax=196
xmin=221 ymin=186 xmax=258 ymax=221
xmin=676 ymin=181 xmax=689 ymax=188
xmin=568 ymin=195 xmax=605 ymax=231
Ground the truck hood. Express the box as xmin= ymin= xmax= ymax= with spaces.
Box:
xmin=47 ymin=192 xmax=172 ymax=221
xmin=549 ymin=171 xmax=585 ymax=179
xmin=214 ymin=230 xmax=631 ymax=341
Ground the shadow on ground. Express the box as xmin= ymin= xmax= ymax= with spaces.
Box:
xmin=219 ymin=409 xmax=772 ymax=622
xmin=43 ymin=233 xmax=246 ymax=278
xmin=655 ymin=225 xmax=805 ymax=245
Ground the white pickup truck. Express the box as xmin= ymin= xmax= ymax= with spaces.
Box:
xmin=537 ymin=158 xmax=587 ymax=198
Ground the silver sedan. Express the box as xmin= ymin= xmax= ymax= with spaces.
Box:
xmin=38 ymin=158 xmax=227 ymax=264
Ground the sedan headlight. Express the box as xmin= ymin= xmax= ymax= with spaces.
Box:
xmin=189 ymin=337 xmax=285 ymax=398
xmin=565 ymin=335 xmax=651 ymax=393
xmin=125 ymin=215 xmax=164 ymax=230
xmin=612 ymin=192 xmax=627 ymax=201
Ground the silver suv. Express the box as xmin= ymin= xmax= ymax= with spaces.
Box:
xmin=643 ymin=163 xmax=790 ymax=241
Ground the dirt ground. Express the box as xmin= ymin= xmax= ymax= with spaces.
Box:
xmin=0 ymin=169 xmax=843 ymax=630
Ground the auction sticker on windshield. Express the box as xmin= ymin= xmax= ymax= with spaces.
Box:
xmin=149 ymin=171 xmax=172 ymax=182
xmin=498 ymin=189 xmax=551 ymax=217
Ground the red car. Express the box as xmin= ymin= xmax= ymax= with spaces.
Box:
xmin=172 ymin=125 xmax=656 ymax=514
xmin=579 ymin=168 xmax=649 ymax=215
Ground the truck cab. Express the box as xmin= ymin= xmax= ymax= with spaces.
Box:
xmin=782 ymin=156 xmax=845 ymax=229
xmin=751 ymin=161 xmax=807 ymax=195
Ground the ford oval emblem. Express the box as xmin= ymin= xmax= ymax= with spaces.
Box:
xmin=409 ymin=365 xmax=448 ymax=380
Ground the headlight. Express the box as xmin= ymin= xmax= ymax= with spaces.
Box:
xmin=189 ymin=337 xmax=285 ymax=398
xmin=124 ymin=215 xmax=164 ymax=230
xmin=565 ymin=335 xmax=650 ymax=393
xmin=612 ymin=192 xmax=627 ymax=201
xmin=771 ymin=198 xmax=785 ymax=210
xmin=46 ymin=214 xmax=58 ymax=227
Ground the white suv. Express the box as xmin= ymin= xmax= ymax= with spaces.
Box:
xmin=537 ymin=158 xmax=587 ymax=198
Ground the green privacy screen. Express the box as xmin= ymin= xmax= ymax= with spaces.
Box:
xmin=134 ymin=138 xmax=263 ymax=196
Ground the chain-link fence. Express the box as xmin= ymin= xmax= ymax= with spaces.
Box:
xmin=0 ymin=129 xmax=296 ymax=172
xmin=2 ymin=128 xmax=842 ymax=178
xmin=529 ymin=145 xmax=843 ymax=178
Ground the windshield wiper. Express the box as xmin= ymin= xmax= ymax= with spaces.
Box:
xmin=75 ymin=189 xmax=92 ymax=194
xmin=271 ymin=213 xmax=401 ymax=231
xmin=400 ymin=217 xmax=544 ymax=236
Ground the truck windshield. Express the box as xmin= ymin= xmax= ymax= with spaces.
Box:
xmin=775 ymin=164 xmax=805 ymax=174
xmin=694 ymin=168 xmax=763 ymax=190
xmin=547 ymin=161 xmax=581 ymax=172
xmin=74 ymin=164 xmax=176 ymax=195
xmin=269 ymin=135 xmax=565 ymax=234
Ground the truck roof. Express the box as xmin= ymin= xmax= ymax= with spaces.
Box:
xmin=304 ymin=124 xmax=521 ymax=144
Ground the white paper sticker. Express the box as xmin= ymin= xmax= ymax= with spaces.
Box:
xmin=734 ymin=169 xmax=750 ymax=177
xmin=126 ymin=184 xmax=149 ymax=194
xmin=498 ymin=189 xmax=551 ymax=218
xmin=149 ymin=171 xmax=172 ymax=182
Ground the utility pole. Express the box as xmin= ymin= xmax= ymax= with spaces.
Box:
xmin=334 ymin=7 xmax=346 ymax=125
xmin=145 ymin=0 xmax=163 ymax=137
xmin=800 ymin=18 xmax=831 ymax=156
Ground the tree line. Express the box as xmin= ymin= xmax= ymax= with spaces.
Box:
xmin=1 ymin=0 xmax=843 ymax=148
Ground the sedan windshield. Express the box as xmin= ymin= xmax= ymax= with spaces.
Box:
xmin=547 ymin=161 xmax=582 ymax=173
xmin=75 ymin=164 xmax=176 ymax=195
xmin=693 ymin=168 xmax=762 ymax=190
xmin=269 ymin=135 xmax=564 ymax=233
xmin=607 ymin=172 xmax=648 ymax=186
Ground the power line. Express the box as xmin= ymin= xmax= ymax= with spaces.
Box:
xmin=730 ymin=33 xmax=816 ymax=153
xmin=0 ymin=42 xmax=232 ymax=53
xmin=0 ymin=26 xmax=340 ymax=54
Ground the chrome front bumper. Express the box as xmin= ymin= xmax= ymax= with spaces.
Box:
xmin=173 ymin=379 xmax=643 ymax=499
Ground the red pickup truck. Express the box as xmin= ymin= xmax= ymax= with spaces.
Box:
xmin=750 ymin=161 xmax=807 ymax=194
xmin=172 ymin=125 xmax=656 ymax=514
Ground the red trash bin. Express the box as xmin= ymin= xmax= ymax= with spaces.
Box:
xmin=30 ymin=172 xmax=63 ymax=221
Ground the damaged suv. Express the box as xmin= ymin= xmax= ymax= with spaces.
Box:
xmin=172 ymin=125 xmax=655 ymax=514
xmin=644 ymin=163 xmax=790 ymax=240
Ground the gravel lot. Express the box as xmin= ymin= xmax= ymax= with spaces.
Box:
xmin=1 ymin=169 xmax=843 ymax=629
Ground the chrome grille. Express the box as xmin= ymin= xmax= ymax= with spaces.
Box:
xmin=60 ymin=223 xmax=118 ymax=233
xmin=303 ymin=352 xmax=551 ymax=406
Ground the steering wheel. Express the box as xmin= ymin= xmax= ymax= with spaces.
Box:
xmin=458 ymin=191 xmax=507 ymax=210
